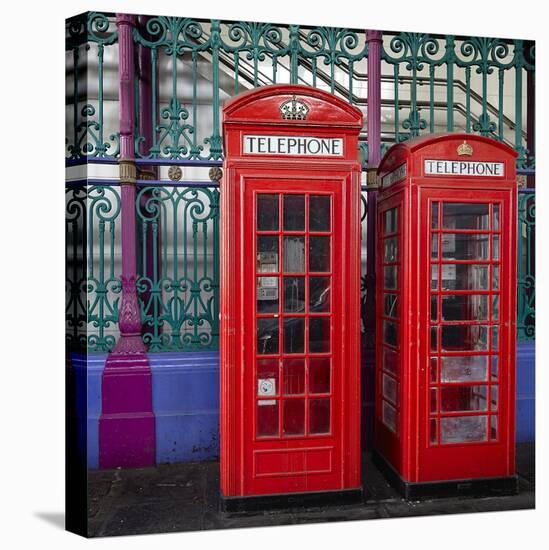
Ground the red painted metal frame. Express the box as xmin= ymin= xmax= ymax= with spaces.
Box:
xmin=221 ymin=85 xmax=363 ymax=497
xmin=375 ymin=134 xmax=517 ymax=483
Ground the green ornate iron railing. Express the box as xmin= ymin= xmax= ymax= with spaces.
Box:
xmin=131 ymin=18 xmax=369 ymax=161
xmin=381 ymin=33 xmax=535 ymax=168
xmin=66 ymin=12 xmax=120 ymax=160
xmin=86 ymin=185 xmax=122 ymax=352
xmin=66 ymin=185 xmax=87 ymax=351
xmin=136 ymin=185 xmax=220 ymax=350
xmin=517 ymin=191 xmax=535 ymax=340
xmin=66 ymin=14 xmax=535 ymax=351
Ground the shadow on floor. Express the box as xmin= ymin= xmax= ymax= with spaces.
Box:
xmin=34 ymin=512 xmax=65 ymax=530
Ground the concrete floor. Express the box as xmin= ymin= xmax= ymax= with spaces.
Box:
xmin=87 ymin=443 xmax=535 ymax=538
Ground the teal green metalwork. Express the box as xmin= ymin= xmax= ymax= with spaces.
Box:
xmin=87 ymin=186 xmax=122 ymax=352
xmin=66 ymin=12 xmax=120 ymax=159
xmin=517 ymin=193 xmax=535 ymax=340
xmin=136 ymin=185 xmax=220 ymax=350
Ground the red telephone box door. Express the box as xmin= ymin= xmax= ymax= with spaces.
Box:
xmin=418 ymin=190 xmax=515 ymax=481
xmin=243 ymin=179 xmax=344 ymax=495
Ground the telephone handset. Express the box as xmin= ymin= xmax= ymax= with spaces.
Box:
xmin=257 ymin=251 xmax=279 ymax=300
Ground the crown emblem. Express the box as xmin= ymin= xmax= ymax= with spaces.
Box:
xmin=457 ymin=140 xmax=473 ymax=156
xmin=279 ymin=95 xmax=309 ymax=120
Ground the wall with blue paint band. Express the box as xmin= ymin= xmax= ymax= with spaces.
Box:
xmin=70 ymin=347 xmax=535 ymax=469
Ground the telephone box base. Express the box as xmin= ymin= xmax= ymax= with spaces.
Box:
xmin=373 ymin=451 xmax=519 ymax=501
xmin=221 ymin=488 xmax=363 ymax=513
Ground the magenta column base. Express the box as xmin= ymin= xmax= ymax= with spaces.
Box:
xmin=99 ymin=353 xmax=155 ymax=468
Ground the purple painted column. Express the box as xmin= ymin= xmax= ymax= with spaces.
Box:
xmin=98 ymin=13 xmax=155 ymax=469
xmin=363 ymin=29 xmax=383 ymax=448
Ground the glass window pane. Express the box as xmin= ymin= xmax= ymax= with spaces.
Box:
xmin=491 ymin=385 xmax=498 ymax=411
xmin=440 ymin=385 xmax=488 ymax=412
xmin=283 ymin=194 xmax=305 ymax=231
xmin=492 ymin=295 xmax=500 ymax=320
xmin=309 ymin=398 xmax=330 ymax=434
xmin=283 ymin=398 xmax=305 ymax=436
xmin=431 ymin=234 xmax=439 ymax=259
xmin=431 ymin=327 xmax=438 ymax=352
xmin=383 ymin=320 xmax=399 ymax=347
xmin=283 ymin=276 xmax=304 ymax=313
xmin=431 ymin=264 xmax=438 ymax=289
xmin=309 ymin=276 xmax=331 ymax=313
xmin=440 ymin=356 xmax=488 ymax=382
xmin=283 ymin=236 xmax=305 ymax=272
xmin=492 ymin=266 xmax=500 ymax=290
xmin=309 ymin=195 xmax=331 ymax=231
xmin=431 ymin=388 xmax=438 ymax=413
xmin=431 ymin=295 xmax=438 ymax=321
xmin=382 ymin=401 xmax=397 ymax=433
xmin=385 ymin=208 xmax=398 ymax=234
xmin=491 ymin=326 xmax=499 ymax=350
xmin=384 ymin=293 xmax=399 ymax=318
xmin=257 ymin=236 xmax=279 ymax=272
xmin=384 ymin=266 xmax=397 ymax=289
xmin=284 ymin=317 xmax=304 ymax=354
xmin=432 ymin=202 xmax=439 ymax=228
xmin=440 ymin=415 xmax=487 ymax=444
xmin=439 ymin=264 xmax=489 ymax=291
xmin=491 ymin=356 xmax=499 ymax=380
xmin=257 ymin=194 xmax=279 ymax=231
xmin=257 ymin=400 xmax=279 ymax=437
xmin=492 ymin=235 xmax=500 ymax=260
xmin=309 ymin=317 xmax=330 ymax=353
xmin=490 ymin=415 xmax=498 ymax=439
xmin=383 ymin=374 xmax=398 ymax=405
xmin=441 ymin=294 xmax=488 ymax=321
xmin=441 ymin=325 xmax=488 ymax=351
xmin=442 ymin=233 xmax=489 ymax=260
xmin=257 ymin=359 xmax=279 ymax=396
xmin=257 ymin=276 xmax=279 ymax=312
xmin=430 ymin=357 xmax=438 ymax=383
xmin=384 ymin=237 xmax=398 ymax=262
xmin=383 ymin=348 xmax=400 ymax=377
xmin=442 ymin=202 xmax=489 ymax=230
xmin=257 ymin=318 xmax=279 ymax=354
xmin=309 ymin=236 xmax=330 ymax=272
xmin=493 ymin=204 xmax=500 ymax=231
xmin=283 ymin=358 xmax=305 ymax=395
xmin=309 ymin=357 xmax=330 ymax=393
xmin=430 ymin=418 xmax=438 ymax=444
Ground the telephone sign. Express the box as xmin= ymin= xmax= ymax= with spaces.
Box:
xmin=220 ymin=85 xmax=363 ymax=508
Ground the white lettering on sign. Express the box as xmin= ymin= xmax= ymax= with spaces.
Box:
xmin=424 ymin=159 xmax=505 ymax=177
xmin=382 ymin=163 xmax=407 ymax=188
xmin=243 ymin=135 xmax=343 ymax=157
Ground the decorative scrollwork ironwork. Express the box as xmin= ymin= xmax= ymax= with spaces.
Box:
xmin=86 ymin=186 xmax=122 ymax=352
xmin=66 ymin=12 xmax=119 ymax=160
xmin=517 ymin=193 xmax=535 ymax=340
xmin=136 ymin=185 xmax=220 ymax=351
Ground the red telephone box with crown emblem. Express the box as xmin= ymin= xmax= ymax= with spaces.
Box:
xmin=220 ymin=85 xmax=363 ymax=509
xmin=374 ymin=133 xmax=518 ymax=499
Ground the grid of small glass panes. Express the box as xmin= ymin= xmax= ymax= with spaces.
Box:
xmin=380 ymin=206 xmax=401 ymax=435
xmin=254 ymin=193 xmax=334 ymax=439
xmin=429 ymin=201 xmax=501 ymax=445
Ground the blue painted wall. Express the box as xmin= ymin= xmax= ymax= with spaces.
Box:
xmin=73 ymin=345 xmax=534 ymax=469
xmin=149 ymin=352 xmax=219 ymax=464
xmin=70 ymin=353 xmax=106 ymax=469
xmin=516 ymin=341 xmax=535 ymax=442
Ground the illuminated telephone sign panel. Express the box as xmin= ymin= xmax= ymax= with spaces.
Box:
xmin=375 ymin=134 xmax=519 ymax=499
xmin=220 ymin=85 xmax=363 ymax=504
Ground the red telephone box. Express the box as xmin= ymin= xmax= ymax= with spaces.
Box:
xmin=220 ymin=85 xmax=363 ymax=508
xmin=374 ymin=133 xmax=518 ymax=498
